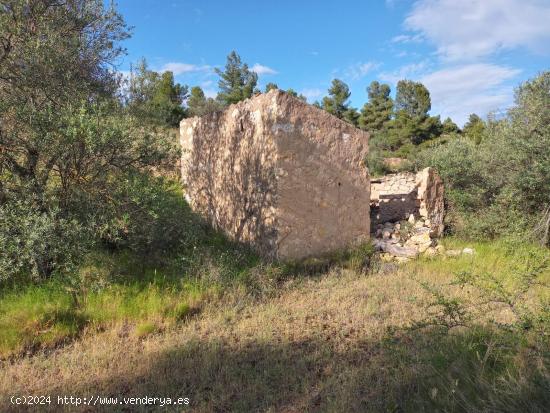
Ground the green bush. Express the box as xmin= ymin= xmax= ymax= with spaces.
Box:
xmin=98 ymin=174 xmax=205 ymax=258
xmin=0 ymin=199 xmax=89 ymax=281
xmin=417 ymin=71 xmax=550 ymax=241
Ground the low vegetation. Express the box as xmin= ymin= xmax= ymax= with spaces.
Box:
xmin=1 ymin=238 xmax=548 ymax=411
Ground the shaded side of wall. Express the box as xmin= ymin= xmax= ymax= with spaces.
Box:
xmin=180 ymin=94 xmax=279 ymax=257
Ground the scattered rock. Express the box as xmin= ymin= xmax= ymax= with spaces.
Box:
xmin=462 ymin=247 xmax=474 ymax=255
xmin=424 ymin=246 xmax=438 ymax=257
xmin=435 ymin=244 xmax=446 ymax=254
xmin=414 ymin=220 xmax=425 ymax=229
xmin=445 ymin=249 xmax=462 ymax=257
xmin=384 ymin=243 xmax=419 ymax=258
xmin=372 ymin=205 xmax=447 ymax=262
xmin=416 ymin=242 xmax=432 ymax=254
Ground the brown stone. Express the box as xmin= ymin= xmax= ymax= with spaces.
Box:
xmin=180 ymin=90 xmax=370 ymax=260
xmin=417 ymin=167 xmax=445 ymax=237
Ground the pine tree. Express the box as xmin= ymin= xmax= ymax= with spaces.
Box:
xmin=395 ymin=80 xmax=431 ymax=118
xmin=187 ymin=86 xmax=222 ymax=117
xmin=442 ymin=117 xmax=460 ymax=134
xmin=265 ymin=82 xmax=278 ymax=92
xmin=286 ymin=88 xmax=307 ymax=102
xmin=215 ymin=51 xmax=258 ymax=105
xmin=127 ymin=59 xmax=188 ymax=127
xmin=322 ymin=79 xmax=351 ymax=119
xmin=187 ymin=86 xmax=207 ymax=117
xmin=343 ymin=108 xmax=360 ymax=127
xmin=463 ymin=113 xmax=485 ymax=144
xmin=359 ymin=81 xmax=393 ymax=132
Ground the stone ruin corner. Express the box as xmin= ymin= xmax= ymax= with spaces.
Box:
xmin=179 ymin=89 xmax=371 ymax=261
xmin=370 ymin=167 xmax=447 ymax=260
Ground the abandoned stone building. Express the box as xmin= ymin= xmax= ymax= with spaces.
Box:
xmin=180 ymin=89 xmax=370 ymax=260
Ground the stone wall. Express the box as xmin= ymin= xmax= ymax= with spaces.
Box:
xmin=180 ymin=89 xmax=370 ymax=260
xmin=370 ymin=167 xmax=444 ymax=237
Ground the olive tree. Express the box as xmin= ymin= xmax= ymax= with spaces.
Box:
xmin=0 ymin=1 xmax=175 ymax=280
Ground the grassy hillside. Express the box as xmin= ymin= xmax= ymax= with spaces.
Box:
xmin=1 ymin=238 xmax=548 ymax=412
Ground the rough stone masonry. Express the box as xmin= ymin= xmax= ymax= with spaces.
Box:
xmin=180 ymin=89 xmax=370 ymax=260
xmin=370 ymin=168 xmax=446 ymax=260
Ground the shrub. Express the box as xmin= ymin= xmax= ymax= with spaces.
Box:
xmin=0 ymin=199 xmax=89 ymax=281
xmin=417 ymin=71 xmax=550 ymax=241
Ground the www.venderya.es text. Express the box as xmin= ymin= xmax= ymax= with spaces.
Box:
xmin=10 ymin=395 xmax=190 ymax=407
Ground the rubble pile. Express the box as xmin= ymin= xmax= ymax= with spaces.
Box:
xmin=372 ymin=214 xmax=473 ymax=262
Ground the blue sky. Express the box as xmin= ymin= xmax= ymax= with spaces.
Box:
xmin=115 ymin=0 xmax=550 ymax=125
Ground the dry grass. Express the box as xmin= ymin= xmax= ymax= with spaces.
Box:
xmin=1 ymin=239 xmax=549 ymax=412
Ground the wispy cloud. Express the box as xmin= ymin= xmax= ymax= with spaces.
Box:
xmin=299 ymin=88 xmax=324 ymax=101
xmin=391 ymin=33 xmax=423 ymax=43
xmin=160 ymin=62 xmax=211 ymax=75
xmin=251 ymin=64 xmax=278 ymax=75
xmin=404 ymin=0 xmax=550 ymax=61
xmin=378 ymin=61 xmax=429 ymax=84
xmin=346 ymin=61 xmax=381 ymax=80
xmin=419 ymin=63 xmax=521 ymax=125
xmin=386 ymin=0 xmax=548 ymax=123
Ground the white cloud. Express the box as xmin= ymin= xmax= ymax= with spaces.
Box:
xmin=299 ymin=88 xmax=323 ymax=101
xmin=203 ymin=88 xmax=217 ymax=99
xmin=251 ymin=64 xmax=278 ymax=75
xmin=160 ymin=62 xmax=211 ymax=75
xmin=346 ymin=61 xmax=381 ymax=80
xmin=378 ymin=61 xmax=429 ymax=84
xmin=404 ymin=0 xmax=550 ymax=60
xmin=391 ymin=33 xmax=423 ymax=43
xmin=419 ymin=64 xmax=521 ymax=125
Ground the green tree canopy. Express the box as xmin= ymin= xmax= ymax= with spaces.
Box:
xmin=395 ymin=80 xmax=431 ymax=118
xmin=215 ymin=51 xmax=258 ymax=105
xmin=286 ymin=88 xmax=307 ymax=102
xmin=127 ymin=59 xmax=188 ymax=127
xmin=322 ymin=79 xmax=352 ymax=120
xmin=343 ymin=107 xmax=360 ymax=127
xmin=359 ymin=81 xmax=393 ymax=132
xmin=0 ymin=1 xmax=175 ymax=279
xmin=187 ymin=86 xmax=206 ymax=116
xmin=265 ymin=83 xmax=279 ymax=92
xmin=463 ymin=113 xmax=486 ymax=144
xmin=442 ymin=117 xmax=461 ymax=135
xmin=187 ymin=86 xmax=222 ymax=117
